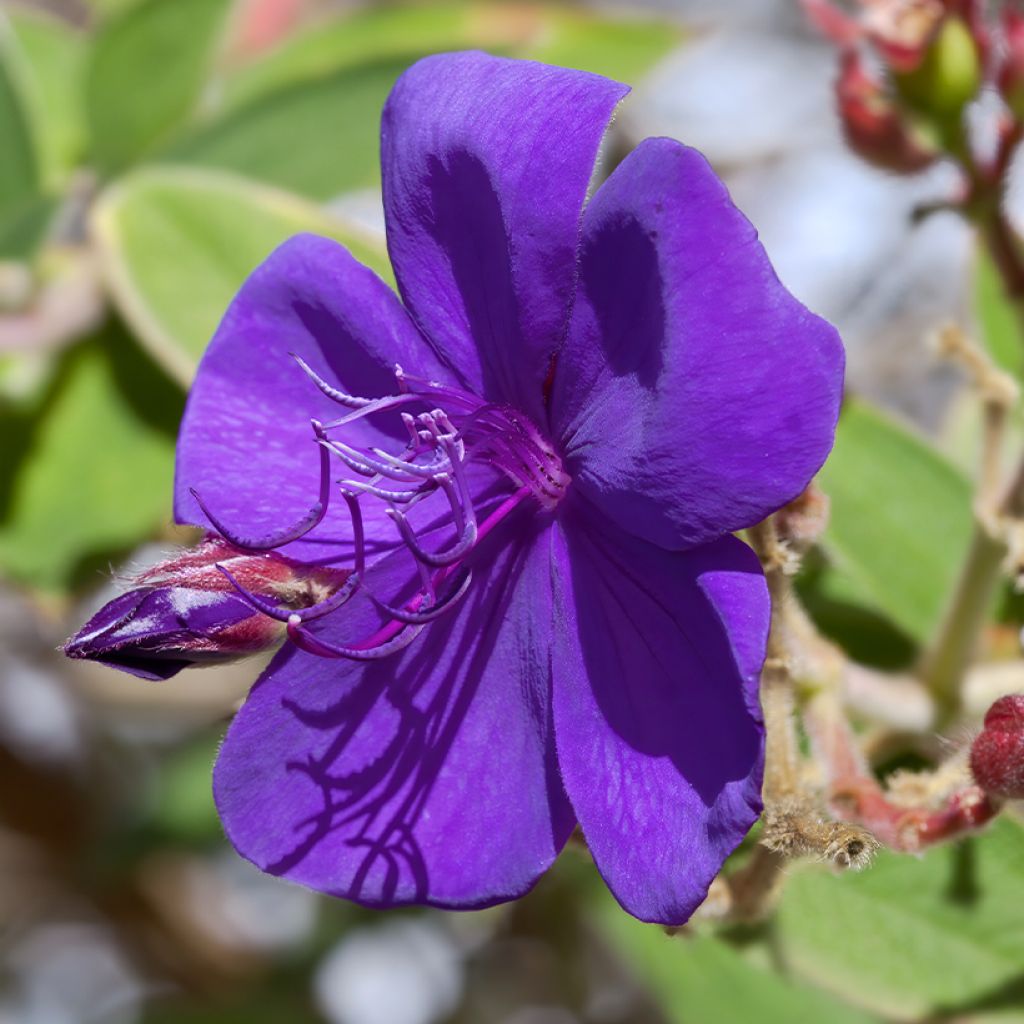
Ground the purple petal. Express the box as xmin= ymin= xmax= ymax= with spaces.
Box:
xmin=381 ymin=52 xmax=629 ymax=421
xmin=213 ymin=522 xmax=574 ymax=909
xmin=552 ymin=510 xmax=766 ymax=924
xmin=551 ymin=138 xmax=844 ymax=551
xmin=175 ymin=234 xmax=450 ymax=565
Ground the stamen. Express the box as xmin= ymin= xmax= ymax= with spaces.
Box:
xmin=190 ymin=425 xmax=332 ymax=551
xmin=292 ymin=354 xmax=374 ymax=409
xmin=286 ymin=615 xmax=425 ymax=660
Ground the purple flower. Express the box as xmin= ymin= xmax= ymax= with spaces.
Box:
xmin=167 ymin=53 xmax=842 ymax=924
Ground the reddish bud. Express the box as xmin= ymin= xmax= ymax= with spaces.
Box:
xmin=863 ymin=0 xmax=947 ymax=73
xmin=970 ymin=694 xmax=1024 ymax=799
xmin=836 ymin=49 xmax=939 ymax=172
xmin=64 ymin=537 xmax=348 ymax=680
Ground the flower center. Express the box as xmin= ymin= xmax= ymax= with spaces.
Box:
xmin=193 ymin=360 xmax=568 ymax=661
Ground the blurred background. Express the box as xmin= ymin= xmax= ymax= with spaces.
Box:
xmin=1 ymin=1 xmax=1022 ymax=1022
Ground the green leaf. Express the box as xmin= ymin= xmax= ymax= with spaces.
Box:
xmin=0 ymin=194 xmax=56 ymax=260
xmin=814 ymin=398 xmax=973 ymax=644
xmin=221 ymin=4 xmax=498 ymax=110
xmin=976 ymin=245 xmax=1024 ymax=381
xmin=777 ymin=816 xmax=1024 ymax=1020
xmin=6 ymin=9 xmax=86 ymax=190
xmin=222 ymin=3 xmax=682 ymax=111
xmin=590 ymin=886 xmax=877 ymax=1024
xmin=0 ymin=327 xmax=179 ymax=593
xmin=92 ymin=166 xmax=392 ymax=384
xmin=168 ymin=57 xmax=410 ymax=199
xmin=170 ymin=4 xmax=683 ymax=199
xmin=84 ymin=0 xmax=231 ymax=172
xmin=0 ymin=19 xmax=39 ymax=219
xmin=522 ymin=8 xmax=681 ymax=82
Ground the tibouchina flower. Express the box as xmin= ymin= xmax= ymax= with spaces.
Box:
xmin=163 ymin=53 xmax=841 ymax=924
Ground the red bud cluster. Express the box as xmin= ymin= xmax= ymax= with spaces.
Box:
xmin=970 ymin=694 xmax=1024 ymax=800
xmin=836 ymin=49 xmax=939 ymax=173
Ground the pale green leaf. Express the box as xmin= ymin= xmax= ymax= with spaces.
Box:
xmin=976 ymin=244 xmax=1024 ymax=381
xmin=0 ymin=328 xmax=178 ymax=593
xmin=0 ymin=19 xmax=39 ymax=219
xmin=170 ymin=4 xmax=683 ymax=198
xmin=815 ymin=398 xmax=973 ymax=644
xmin=777 ymin=816 xmax=1024 ymax=1020
xmin=590 ymin=884 xmax=877 ymax=1024
xmin=168 ymin=57 xmax=409 ymax=199
xmin=84 ymin=0 xmax=231 ymax=171
xmin=92 ymin=166 xmax=392 ymax=385
xmin=6 ymin=9 xmax=86 ymax=189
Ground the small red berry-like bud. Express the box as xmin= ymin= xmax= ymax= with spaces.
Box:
xmin=836 ymin=49 xmax=939 ymax=173
xmin=970 ymin=695 xmax=1024 ymax=799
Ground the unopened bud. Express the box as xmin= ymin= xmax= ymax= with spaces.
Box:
xmin=63 ymin=537 xmax=348 ymax=680
xmin=970 ymin=694 xmax=1024 ymax=799
xmin=863 ymin=0 xmax=946 ymax=73
xmin=895 ymin=15 xmax=981 ymax=118
xmin=837 ymin=49 xmax=940 ymax=172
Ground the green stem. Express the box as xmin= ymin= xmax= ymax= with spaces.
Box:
xmin=917 ymin=521 xmax=1006 ymax=726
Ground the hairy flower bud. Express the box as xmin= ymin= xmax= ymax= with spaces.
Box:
xmin=63 ymin=537 xmax=349 ymax=680
xmin=836 ymin=49 xmax=939 ymax=173
xmin=970 ymin=694 xmax=1024 ymax=799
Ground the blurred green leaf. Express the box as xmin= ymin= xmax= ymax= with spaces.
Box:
xmin=170 ymin=57 xmax=409 ymax=199
xmin=0 ymin=326 xmax=179 ymax=592
xmin=816 ymin=398 xmax=973 ymax=644
xmin=84 ymin=0 xmax=231 ymax=172
xmin=172 ymin=3 xmax=682 ymax=198
xmin=0 ymin=21 xmax=39 ymax=219
xmin=976 ymin=245 xmax=1024 ymax=381
xmin=7 ymin=9 xmax=86 ymax=189
xmin=778 ymin=816 xmax=1024 ymax=1019
xmin=590 ymin=887 xmax=877 ymax=1024
xmin=0 ymin=194 xmax=56 ymax=259
xmin=221 ymin=3 xmax=501 ymax=110
xmin=92 ymin=166 xmax=391 ymax=384
xmin=153 ymin=730 xmax=221 ymax=843
xmin=525 ymin=7 xmax=681 ymax=81
xmin=223 ymin=3 xmax=682 ymax=111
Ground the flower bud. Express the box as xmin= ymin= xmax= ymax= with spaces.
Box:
xmin=836 ymin=49 xmax=940 ymax=173
xmin=863 ymin=0 xmax=947 ymax=73
xmin=970 ymin=694 xmax=1024 ymax=800
xmin=895 ymin=15 xmax=982 ymax=118
xmin=63 ymin=537 xmax=348 ymax=680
